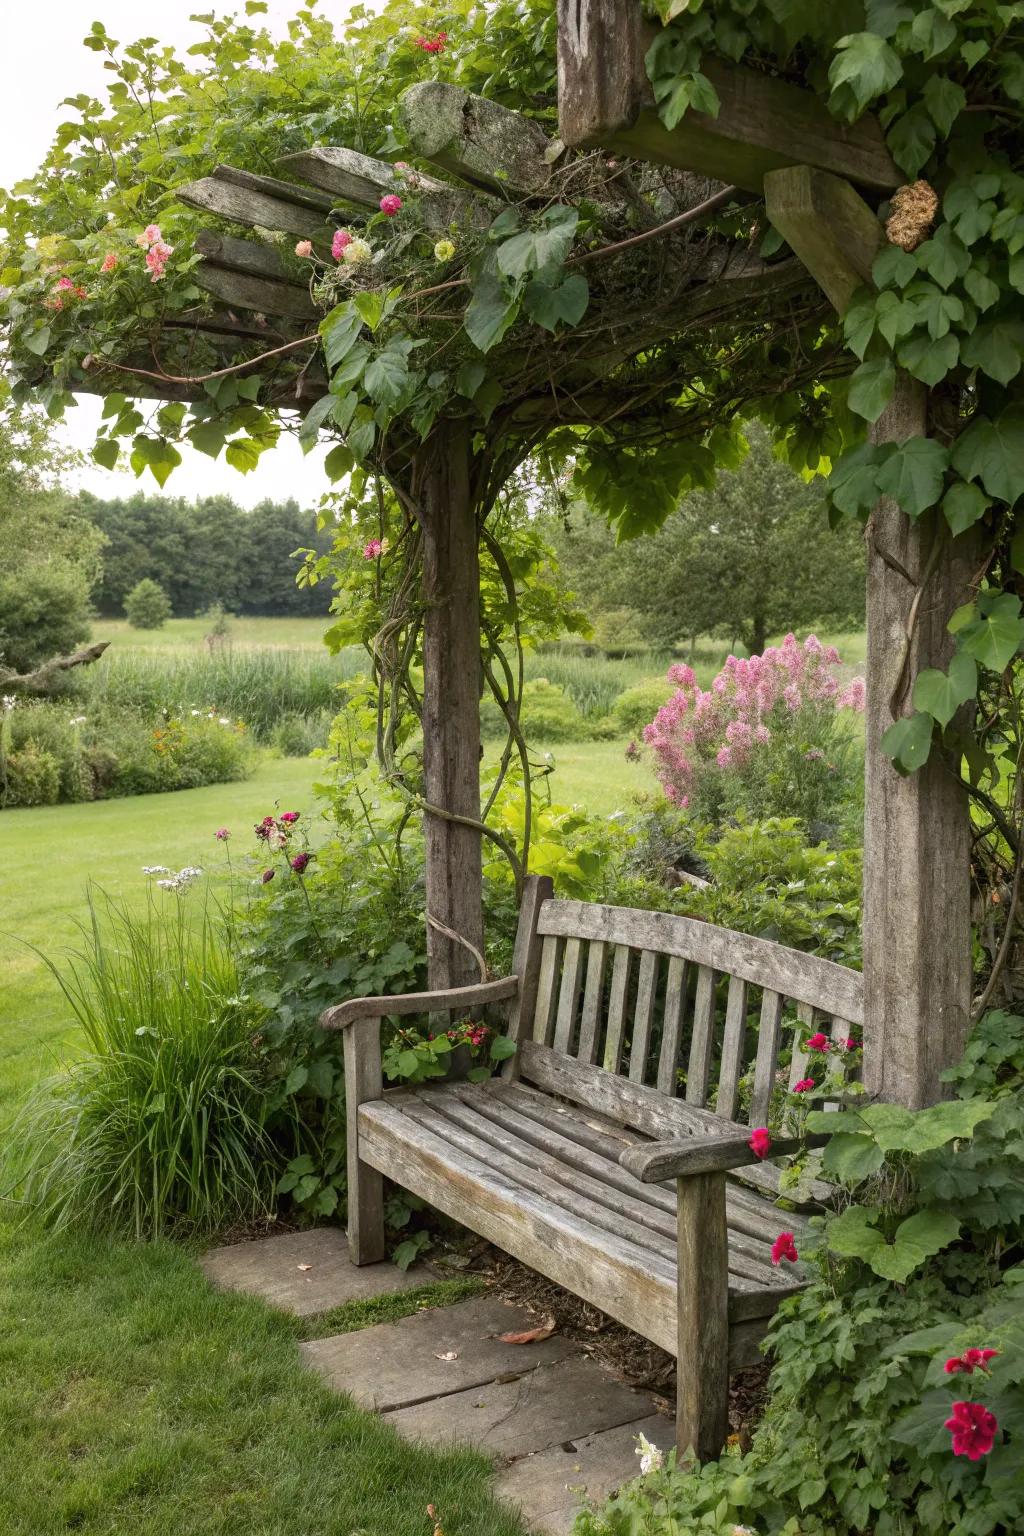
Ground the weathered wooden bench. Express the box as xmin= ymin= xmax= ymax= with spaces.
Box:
xmin=321 ymin=875 xmax=863 ymax=1458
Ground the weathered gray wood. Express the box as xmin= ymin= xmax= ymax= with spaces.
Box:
xmin=763 ymin=165 xmax=884 ymax=315
xmin=864 ymin=375 xmax=975 ymax=1107
xmin=398 ymin=81 xmax=555 ymax=196
xmin=716 ymin=974 xmax=748 ymax=1120
xmin=533 ymin=935 xmax=563 ymax=1046
xmin=503 ymin=874 xmax=552 ymax=1078
xmin=686 ymin=964 xmax=718 ymax=1106
xmin=603 ymin=944 xmax=632 ymax=1072
xmin=620 ymin=1129 xmax=812 ymax=1184
xmin=557 ymin=0 xmax=899 ymax=193
xmin=321 ymin=976 xmax=517 ymax=1032
xmin=279 ymin=146 xmax=411 ymax=205
xmin=417 ymin=422 xmax=484 ymax=989
xmin=788 ymin=1000 xmax=816 ymax=1090
xmin=195 ymin=228 xmax=296 ymax=280
xmin=628 ymin=950 xmax=659 ymax=1084
xmin=577 ymin=939 xmax=608 ymax=1065
xmin=177 ymin=175 xmax=329 ymax=241
xmin=677 ymin=1172 xmax=730 ymax=1459
xmin=192 ymin=263 xmax=318 ymax=321
xmin=749 ymin=989 xmax=786 ymax=1127
xmin=343 ymin=1017 xmax=386 ymax=1264
xmin=657 ymin=955 xmax=687 ymax=1095
xmin=538 ymin=900 xmax=863 ymax=1023
xmin=554 ymin=936 xmax=585 ymax=1053
xmin=520 ymin=1040 xmax=732 ymax=1139
xmin=213 ymin=163 xmax=335 ymax=213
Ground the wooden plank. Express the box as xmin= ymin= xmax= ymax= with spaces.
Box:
xmin=621 ymin=1129 xmax=814 ymax=1183
xmin=344 ymin=1017 xmax=386 ymax=1264
xmin=358 ymin=1097 xmax=680 ymax=1354
xmin=278 ymin=146 xmax=409 ymax=206
xmin=557 ymin=0 xmax=899 ymax=193
xmin=195 ymin=228 xmax=296 ymax=280
xmin=657 ymin=956 xmax=687 ymax=1096
xmin=864 ymin=374 xmax=975 ymax=1107
xmin=398 ymin=81 xmax=554 ymax=196
xmin=213 ymin=163 xmax=335 ymax=213
xmin=538 ymin=901 xmax=863 ymax=1024
xmin=628 ymin=950 xmax=659 ymax=1084
xmin=749 ymin=989 xmax=785 ymax=1127
xmin=716 ymin=975 xmax=748 ymax=1121
xmin=676 ymin=1172 xmax=730 ymax=1459
xmin=177 ymin=174 xmax=328 ymax=241
xmin=503 ymin=875 xmax=553 ymax=1078
xmin=788 ymin=1000 xmax=815 ymax=1090
xmin=553 ymin=937 xmax=585 ymax=1053
xmin=534 ymin=936 xmax=563 ymax=1046
xmin=603 ymin=944 xmax=631 ymax=1072
xmin=763 ymin=165 xmax=884 ymax=315
xmin=685 ymin=964 xmax=718 ymax=1107
xmin=576 ymin=940 xmax=608 ymax=1066
xmin=192 ymin=263 xmax=318 ymax=321
xmin=321 ymin=976 xmax=517 ymax=1032
xmin=520 ymin=1040 xmax=733 ymax=1139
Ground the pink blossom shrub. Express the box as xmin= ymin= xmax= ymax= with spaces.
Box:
xmin=642 ymin=634 xmax=865 ymax=830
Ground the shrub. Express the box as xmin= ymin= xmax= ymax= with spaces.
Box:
xmin=643 ymin=634 xmax=865 ymax=831
xmin=7 ymin=889 xmax=295 ymax=1237
xmin=2 ymin=742 xmax=61 ymax=806
xmin=610 ymin=678 xmax=674 ymax=735
xmin=124 ymin=577 xmax=172 ymax=629
xmin=481 ymin=677 xmax=593 ymax=742
xmin=103 ymin=711 xmax=252 ymax=797
xmin=271 ymin=710 xmax=331 ymax=757
xmin=0 ymin=560 xmax=92 ymax=673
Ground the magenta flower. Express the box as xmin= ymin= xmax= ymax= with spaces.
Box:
xmin=770 ymin=1231 xmax=798 ymax=1265
xmin=279 ymin=811 xmax=300 ymax=824
xmin=363 ymin=538 xmax=383 ymax=560
xmin=945 ymin=1401 xmax=998 ymax=1460
xmin=260 ymin=869 xmax=275 ymax=884
xmin=331 ymin=228 xmax=352 ymax=261
xmin=844 ymin=1036 xmax=861 ymax=1051
xmin=793 ymin=1077 xmax=816 ymax=1094
xmin=214 ymin=827 xmax=231 ymax=841
xmin=945 ymin=1348 xmax=999 ymax=1375
xmin=806 ymin=1032 xmax=830 ymax=1053
xmin=379 ymin=193 xmax=402 ymax=216
xmin=749 ymin=1127 xmax=772 ymax=1160
xmin=290 ymin=852 xmax=312 ymax=874
xmin=414 ymin=31 xmax=447 ymax=53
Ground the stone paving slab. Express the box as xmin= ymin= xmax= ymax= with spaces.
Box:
xmin=385 ymin=1354 xmax=658 ymax=1461
xmin=496 ymin=1412 xmax=673 ymax=1536
xmin=200 ymin=1228 xmax=426 ymax=1317
xmin=301 ymin=1294 xmax=577 ymax=1410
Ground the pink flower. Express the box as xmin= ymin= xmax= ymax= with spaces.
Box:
xmin=100 ymin=251 xmax=118 ymax=273
xmin=837 ymin=677 xmax=866 ymax=713
xmin=136 ymin=223 xmax=163 ymax=249
xmin=770 ymin=1231 xmax=798 ymax=1265
xmin=214 ymin=827 xmax=230 ymax=841
xmin=294 ymin=239 xmax=313 ymax=258
xmin=290 ymin=852 xmax=311 ymax=874
xmin=363 ymin=537 xmax=383 ymax=560
xmin=806 ymin=1032 xmax=830 ymax=1053
xmin=56 ymin=276 xmax=75 ymax=291
xmin=844 ymin=1037 xmax=860 ymax=1052
xmin=260 ymin=868 xmax=275 ymax=884
xmin=793 ymin=1078 xmax=816 ymax=1094
xmin=749 ymin=1127 xmax=772 ymax=1160
xmin=145 ymin=241 xmax=173 ymax=282
xmin=379 ymin=194 xmax=402 ymax=216
xmin=332 ymin=228 xmax=353 ymax=261
xmin=945 ymin=1400 xmax=998 ymax=1460
xmin=414 ymin=31 xmax=447 ymax=52
xmin=716 ymin=745 xmax=732 ymax=768
xmin=279 ymin=811 xmax=300 ymax=824
xmin=945 ymin=1349 xmax=999 ymax=1375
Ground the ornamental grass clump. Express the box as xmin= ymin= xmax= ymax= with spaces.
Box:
xmin=643 ymin=634 xmax=866 ymax=830
xmin=5 ymin=889 xmax=289 ymax=1238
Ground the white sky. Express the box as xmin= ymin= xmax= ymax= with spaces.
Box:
xmin=1 ymin=1 xmax=341 ymax=506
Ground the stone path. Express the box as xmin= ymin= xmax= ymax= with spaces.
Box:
xmin=201 ymin=1228 xmax=673 ymax=1534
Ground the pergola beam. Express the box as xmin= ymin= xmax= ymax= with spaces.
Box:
xmin=557 ymin=0 xmax=900 ymax=195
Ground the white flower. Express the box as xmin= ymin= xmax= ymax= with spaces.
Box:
xmin=190 ymin=709 xmax=202 ymax=717
xmin=268 ymin=827 xmax=289 ymax=850
xmin=218 ymin=716 xmax=231 ymax=726
xmin=342 ymin=237 xmax=372 ymax=267
xmin=730 ymin=1527 xmax=757 ymax=1536
xmin=2 ymin=695 xmax=16 ymax=711
xmin=156 ymin=878 xmax=177 ymax=890
xmin=142 ymin=865 xmax=171 ymax=876
xmin=69 ymin=715 xmax=87 ymax=726
xmin=636 ymin=1433 xmax=663 ymax=1475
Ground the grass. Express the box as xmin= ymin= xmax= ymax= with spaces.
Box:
xmin=96 ymin=616 xmax=335 ymax=651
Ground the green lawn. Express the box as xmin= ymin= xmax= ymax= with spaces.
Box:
xmin=97 ymin=615 xmax=332 ymax=652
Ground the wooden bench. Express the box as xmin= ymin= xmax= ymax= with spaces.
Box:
xmin=321 ymin=876 xmax=863 ymax=1458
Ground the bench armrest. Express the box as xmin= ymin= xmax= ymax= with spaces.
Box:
xmin=619 ymin=1129 xmax=827 ymax=1183
xmin=319 ymin=975 xmax=519 ymax=1033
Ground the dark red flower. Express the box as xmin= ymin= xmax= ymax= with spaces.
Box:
xmin=261 ymin=868 xmax=275 ymax=884
xmin=280 ymin=811 xmax=300 ymax=824
xmin=290 ymin=852 xmax=311 ymax=874
xmin=749 ymin=1127 xmax=772 ymax=1160
xmin=945 ymin=1400 xmax=998 ymax=1460
xmin=806 ymin=1032 xmax=830 ymax=1053
xmin=946 ymin=1348 xmax=999 ymax=1374
xmin=770 ymin=1231 xmax=798 ymax=1265
xmin=414 ymin=31 xmax=447 ymax=52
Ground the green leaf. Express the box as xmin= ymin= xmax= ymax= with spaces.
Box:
xmin=923 ymin=74 xmax=967 ymax=136
xmin=284 ymin=1064 xmax=308 ymax=1095
xmin=826 ymin=1204 xmax=885 ymax=1261
xmin=829 ymin=33 xmax=903 ymax=113
xmin=872 ymin=245 xmax=918 ymax=289
xmin=496 ymin=205 xmax=579 ymax=281
xmin=874 ymin=290 xmax=917 ymax=347
xmin=829 ymin=442 xmax=889 ymax=515
xmin=130 ymin=435 xmax=181 ymax=489
xmin=363 ymin=344 xmax=409 ymax=406
xmin=885 ymin=1097 xmax=996 ymax=1151
xmin=964 ymin=266 xmax=1000 ymax=312
xmin=910 ymin=285 xmax=963 ymax=340
xmin=324 ymin=443 xmax=353 ymax=482
xmin=320 ymin=302 xmax=363 ymax=371
xmin=822 ymin=1133 xmax=886 ymax=1183
xmin=91 ymin=437 xmax=119 ymax=470
xmin=188 ymin=421 xmax=226 ymax=458
xmin=156 ymin=401 xmax=187 ymax=434
xmin=464 ymin=275 xmax=519 ymax=354
xmin=951 ymin=406 xmax=1024 ymax=501
xmin=653 ymin=70 xmax=722 ymax=129
xmin=489 ymin=1034 xmax=517 ymax=1062
xmin=455 ymin=360 xmax=486 ymax=398
xmin=897 ymin=330 xmax=959 ymax=387
xmin=916 ymin=227 xmax=970 ymax=290
xmin=848 ymin=357 xmax=896 ymax=423
xmin=942 ymin=480 xmax=991 ymax=535
xmin=869 ymin=1209 xmax=962 ymax=1283
xmin=522 ymin=272 xmax=590 ymax=332
xmin=22 ymin=325 xmax=51 ymax=356
xmin=224 ymin=437 xmax=261 ymax=474
xmin=910 ymin=8 xmax=957 ymax=59
xmin=353 ymin=290 xmax=385 ymax=331
xmin=912 ymin=652 xmax=977 ymax=727
xmin=298 ymin=394 xmax=336 ymax=446
xmin=842 ymin=296 xmax=877 ymax=359
xmin=956 ymin=591 xmax=1024 ymax=672
xmin=887 ymin=106 xmax=936 ymax=177
xmin=893 ymin=1389 xmax=962 ymax=1457
xmin=882 ymin=711 xmax=934 ymax=772
xmin=961 ymin=322 xmax=1024 ymax=384
xmin=875 ymin=435 xmax=948 ymax=513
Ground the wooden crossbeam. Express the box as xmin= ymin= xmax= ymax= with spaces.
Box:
xmin=192 ymin=263 xmax=318 ymax=322
xmin=212 ymin=164 xmax=335 ymax=214
xmin=763 ymin=166 xmax=883 ymax=314
xmin=557 ymin=0 xmax=899 ymax=195
xmin=398 ymin=82 xmax=555 ymax=196
xmin=279 ymin=146 xmax=443 ymax=206
xmin=177 ymin=173 xmax=331 ymax=242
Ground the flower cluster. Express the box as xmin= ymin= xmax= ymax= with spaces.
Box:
xmin=363 ymin=537 xmax=383 ymax=560
xmin=770 ymin=1231 xmax=799 ymax=1265
xmin=251 ymin=810 xmax=312 ymax=884
xmin=414 ymin=30 xmax=448 ymax=52
xmin=945 ymin=1347 xmax=999 ymax=1375
xmin=379 ymin=193 xmax=402 ymax=216
xmin=635 ymin=1432 xmax=663 ymax=1475
xmin=136 ymin=223 xmax=173 ymax=283
xmin=143 ymin=864 xmax=203 ymax=893
xmin=447 ymin=1019 xmax=490 ymax=1050
xmin=46 ymin=274 xmax=88 ymax=311
xmin=642 ymin=634 xmax=864 ymax=809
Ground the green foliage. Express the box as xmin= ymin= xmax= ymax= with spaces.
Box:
xmin=480 ymin=677 xmax=593 ymax=742
xmin=0 ymin=561 xmax=93 ymax=675
xmin=5 ymin=890 xmax=292 ymax=1237
xmin=2 ymin=741 xmax=61 ymax=807
xmin=123 ymin=576 xmax=172 ymax=630
xmin=610 ymin=678 xmax=675 ymax=735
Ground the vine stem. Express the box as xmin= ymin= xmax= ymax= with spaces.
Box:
xmin=972 ymin=745 xmax=1024 ymax=1020
xmin=425 ymin=914 xmax=488 ymax=984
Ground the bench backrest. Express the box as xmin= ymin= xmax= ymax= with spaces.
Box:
xmin=513 ymin=885 xmax=863 ymax=1130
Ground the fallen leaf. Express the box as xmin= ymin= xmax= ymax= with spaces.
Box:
xmin=434 ymin=1351 xmax=459 ymax=1361
xmin=297 ymin=1264 xmax=313 ymax=1272
xmin=498 ymin=1315 xmax=556 ymax=1345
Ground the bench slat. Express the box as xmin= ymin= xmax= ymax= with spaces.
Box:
xmin=521 ymin=1039 xmax=731 ymax=1139
xmin=553 ymin=936 xmax=584 ymax=1053
xmin=657 ymin=955 xmax=688 ymax=1095
xmin=716 ymin=975 xmax=748 ymax=1120
xmin=533 ymin=935 xmax=562 ymax=1045
xmin=602 ymin=944 xmax=631 ymax=1073
xmin=538 ymin=899 xmax=863 ymax=1024
xmin=749 ymin=989 xmax=785 ymax=1126
xmin=628 ymin=950 xmax=659 ymax=1084
xmin=686 ymin=964 xmax=718 ymax=1106
xmin=576 ymin=939 xmax=607 ymax=1065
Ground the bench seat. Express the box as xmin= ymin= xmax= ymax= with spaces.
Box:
xmin=359 ymin=1076 xmax=806 ymax=1364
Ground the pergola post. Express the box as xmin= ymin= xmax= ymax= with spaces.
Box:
xmin=414 ymin=421 xmax=485 ymax=990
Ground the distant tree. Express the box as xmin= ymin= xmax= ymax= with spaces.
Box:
xmin=125 ymin=578 xmax=172 ymax=629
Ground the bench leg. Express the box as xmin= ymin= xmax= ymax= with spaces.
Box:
xmin=676 ymin=1171 xmax=730 ymax=1461
xmin=343 ymin=1019 xmax=386 ymax=1265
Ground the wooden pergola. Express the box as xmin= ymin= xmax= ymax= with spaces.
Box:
xmin=559 ymin=0 xmax=976 ymax=1111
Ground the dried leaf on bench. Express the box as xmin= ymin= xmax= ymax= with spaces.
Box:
xmin=498 ymin=1315 xmax=556 ymax=1345
xmin=434 ymin=1350 xmax=459 ymax=1361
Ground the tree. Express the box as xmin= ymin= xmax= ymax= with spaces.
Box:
xmin=125 ymin=578 xmax=172 ymax=629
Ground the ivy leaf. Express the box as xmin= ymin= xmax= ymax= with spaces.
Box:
xmin=964 ymin=266 xmax=1000 ymax=311
xmin=843 ymin=296 xmax=878 ymax=359
xmin=872 ymin=245 xmax=918 ymax=289
xmin=912 ymin=652 xmax=978 ymax=727
xmin=951 ymin=405 xmax=1024 ymax=501
xmin=464 ymin=275 xmax=520 ymax=353
xmin=923 ymin=74 xmax=966 ymax=136
xmin=961 ymin=322 xmax=1024 ymax=384
xmin=882 ymin=711 xmax=934 ymax=772
xmin=829 ymin=34 xmax=903 ymax=114
xmin=496 ymin=205 xmax=578 ymax=280
xmin=897 ymin=330 xmax=959 ymax=386
xmin=942 ymin=480 xmax=991 ymax=535
xmin=828 ymin=441 xmax=890 ymax=515
xmin=961 ymin=39 xmax=990 ymax=70
xmin=956 ymin=592 xmax=1024 ymax=672
xmin=874 ymin=290 xmax=917 ymax=347
xmin=887 ymin=106 xmax=936 ymax=177
xmin=522 ymin=272 xmax=590 ymax=332
xmin=865 ymin=0 xmax=913 ymax=37
xmin=653 ymin=70 xmax=721 ymax=129
xmin=916 ymin=227 xmax=970 ymax=289
xmin=848 ymin=357 xmax=896 ymax=423
xmin=909 ymin=8 xmax=957 ymax=59
xmin=875 ymin=435 xmax=949 ymax=514
xmin=909 ymin=285 xmax=963 ymax=339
